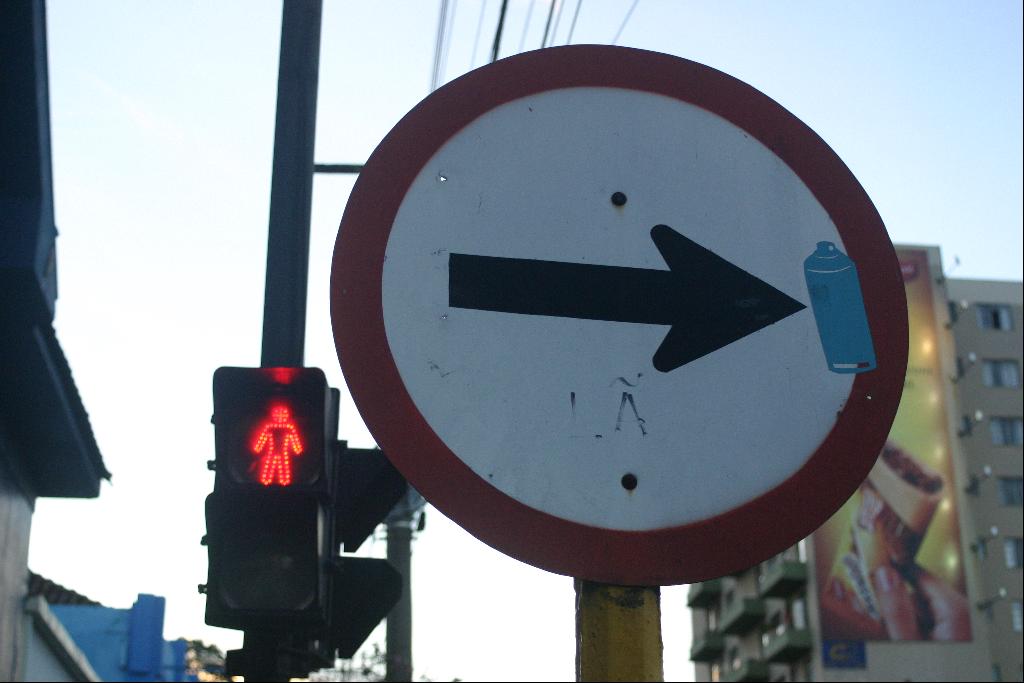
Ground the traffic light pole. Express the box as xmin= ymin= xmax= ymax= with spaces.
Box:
xmin=207 ymin=3 xmax=405 ymax=677
xmin=251 ymin=1 xmax=322 ymax=679
xmin=260 ymin=0 xmax=323 ymax=369
xmin=240 ymin=632 xmax=288 ymax=683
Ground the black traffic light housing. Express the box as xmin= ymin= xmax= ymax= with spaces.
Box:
xmin=205 ymin=367 xmax=332 ymax=631
xmin=335 ymin=443 xmax=407 ymax=552
xmin=212 ymin=367 xmax=330 ymax=491
xmin=204 ymin=366 xmax=407 ymax=672
xmin=205 ymin=490 xmax=326 ymax=630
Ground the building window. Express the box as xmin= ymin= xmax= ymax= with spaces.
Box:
xmin=1012 ymin=601 xmax=1023 ymax=632
xmin=998 ymin=477 xmax=1024 ymax=506
xmin=977 ymin=304 xmax=1014 ymax=331
xmin=790 ymin=597 xmax=808 ymax=629
xmin=990 ymin=417 xmax=1024 ymax=446
xmin=982 ymin=601 xmax=995 ymax=623
xmin=982 ymin=360 xmax=1021 ymax=388
xmin=1004 ymin=538 xmax=1023 ymax=569
xmin=959 ymin=414 xmax=975 ymax=437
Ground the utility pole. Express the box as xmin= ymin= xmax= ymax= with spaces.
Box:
xmin=385 ymin=521 xmax=413 ymax=682
xmin=384 ymin=489 xmax=423 ymax=682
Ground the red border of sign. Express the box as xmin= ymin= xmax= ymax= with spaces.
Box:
xmin=331 ymin=46 xmax=908 ymax=585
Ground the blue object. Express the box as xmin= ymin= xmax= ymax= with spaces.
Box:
xmin=51 ymin=594 xmax=196 ymax=681
xmin=127 ymin=594 xmax=165 ymax=677
xmin=804 ymin=241 xmax=876 ymax=373
xmin=822 ymin=639 xmax=867 ymax=668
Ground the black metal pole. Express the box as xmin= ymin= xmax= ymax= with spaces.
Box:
xmin=239 ymin=632 xmax=289 ymax=682
xmin=314 ymin=163 xmax=363 ymax=174
xmin=250 ymin=2 xmax=323 ymax=679
xmin=260 ymin=0 xmax=323 ymax=368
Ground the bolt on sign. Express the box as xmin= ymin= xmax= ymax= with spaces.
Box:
xmin=331 ymin=45 xmax=908 ymax=585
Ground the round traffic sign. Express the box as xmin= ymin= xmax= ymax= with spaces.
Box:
xmin=331 ymin=45 xmax=907 ymax=584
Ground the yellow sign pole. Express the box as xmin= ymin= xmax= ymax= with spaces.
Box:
xmin=575 ymin=580 xmax=664 ymax=682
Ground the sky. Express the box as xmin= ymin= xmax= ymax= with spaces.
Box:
xmin=27 ymin=1 xmax=1023 ymax=681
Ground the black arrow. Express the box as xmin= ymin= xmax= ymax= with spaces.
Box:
xmin=448 ymin=224 xmax=806 ymax=372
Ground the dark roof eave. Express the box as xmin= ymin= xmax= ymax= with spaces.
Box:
xmin=0 ymin=322 xmax=110 ymax=498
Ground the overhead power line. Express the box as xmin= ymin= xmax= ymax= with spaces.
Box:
xmin=429 ymin=0 xmax=449 ymax=91
xmin=469 ymin=0 xmax=490 ymax=69
xmin=611 ymin=0 xmax=640 ymax=45
xmin=565 ymin=0 xmax=583 ymax=45
xmin=518 ymin=0 xmax=537 ymax=53
xmin=439 ymin=0 xmax=459 ymax=83
xmin=429 ymin=0 xmax=458 ymax=91
xmin=490 ymin=0 xmax=510 ymax=63
xmin=548 ymin=0 xmax=567 ymax=46
xmin=540 ymin=0 xmax=559 ymax=49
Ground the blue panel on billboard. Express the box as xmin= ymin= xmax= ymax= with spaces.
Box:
xmin=822 ymin=639 xmax=867 ymax=669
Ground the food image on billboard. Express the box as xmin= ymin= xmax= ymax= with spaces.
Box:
xmin=813 ymin=249 xmax=971 ymax=642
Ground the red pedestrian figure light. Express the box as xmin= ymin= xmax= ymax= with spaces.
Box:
xmin=252 ymin=404 xmax=304 ymax=486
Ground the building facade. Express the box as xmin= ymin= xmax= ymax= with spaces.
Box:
xmin=1 ymin=2 xmax=109 ymax=679
xmin=946 ymin=277 xmax=1024 ymax=682
xmin=51 ymin=594 xmax=194 ymax=682
xmin=18 ymin=575 xmax=198 ymax=682
xmin=688 ymin=246 xmax=1023 ymax=681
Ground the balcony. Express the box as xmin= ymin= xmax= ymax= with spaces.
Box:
xmin=720 ymin=597 xmax=766 ymax=635
xmin=764 ymin=627 xmax=812 ymax=663
xmin=758 ymin=560 xmax=808 ymax=599
xmin=687 ymin=579 xmax=723 ymax=608
xmin=722 ymin=659 xmax=769 ymax=682
xmin=689 ymin=631 xmax=724 ymax=662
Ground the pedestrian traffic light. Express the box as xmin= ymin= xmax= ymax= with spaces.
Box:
xmin=211 ymin=367 xmax=330 ymax=490
xmin=205 ymin=491 xmax=322 ymax=619
xmin=203 ymin=366 xmax=408 ymax=670
xmin=204 ymin=367 xmax=332 ymax=631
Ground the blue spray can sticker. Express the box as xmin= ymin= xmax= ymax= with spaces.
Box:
xmin=804 ymin=241 xmax=876 ymax=373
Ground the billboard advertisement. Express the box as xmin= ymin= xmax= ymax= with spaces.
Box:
xmin=813 ymin=248 xmax=971 ymax=642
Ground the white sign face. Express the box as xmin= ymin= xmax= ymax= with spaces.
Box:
xmin=332 ymin=46 xmax=906 ymax=584
xmin=382 ymin=87 xmax=851 ymax=530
